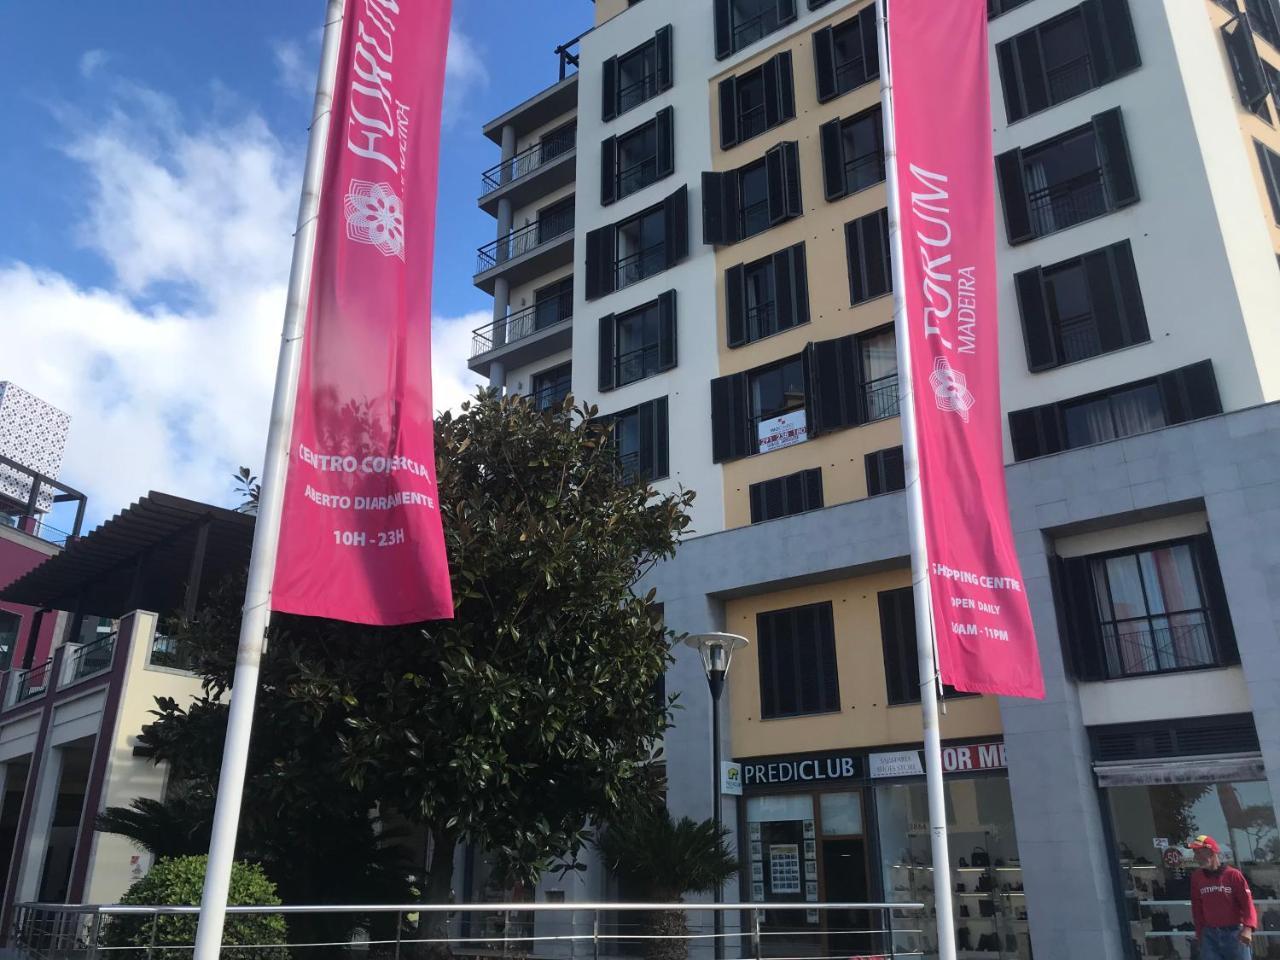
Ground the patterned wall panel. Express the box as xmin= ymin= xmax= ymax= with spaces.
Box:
xmin=0 ymin=383 xmax=71 ymax=514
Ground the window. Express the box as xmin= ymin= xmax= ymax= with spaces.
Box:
xmin=607 ymin=397 xmax=670 ymax=482
xmin=714 ymin=0 xmax=798 ymax=60
xmin=719 ymin=52 xmax=796 ymax=149
xmin=878 ymin=587 xmax=969 ymax=704
xmin=1258 ymin=139 xmax=1280 ymax=223
xmin=1054 ymin=535 xmax=1238 ymax=680
xmin=988 ymin=0 xmax=1035 ymax=17
xmin=702 ymin=141 xmax=803 ymax=246
xmin=859 ymin=328 xmax=899 ymax=422
xmin=820 ymin=105 xmax=885 ymax=201
xmin=585 ymin=186 xmax=689 ymax=300
xmin=533 ymin=277 xmax=574 ymax=333
xmin=601 ymin=107 xmax=674 ymax=205
xmin=749 ymin=355 xmax=807 ymax=435
xmin=726 ymin=242 xmax=809 ymax=347
xmin=757 ymin=601 xmax=840 ymax=719
xmin=996 ymin=108 xmax=1138 ymax=243
xmin=1015 ymin=239 xmax=1149 ymax=370
xmin=537 ymin=121 xmax=576 ymax=165
xmin=602 ymin=26 xmax=673 ymax=122
xmin=0 ymin=610 xmax=20 ymax=671
xmin=997 ymin=0 xmax=1140 ymax=123
xmin=536 ymin=197 xmax=575 ymax=244
xmin=844 ymin=209 xmax=891 ymax=305
xmin=749 ymin=468 xmax=823 ymax=524
xmin=1223 ymin=15 xmax=1273 ymax=119
xmin=530 ymin=363 xmax=572 ymax=411
xmin=1008 ymin=360 xmax=1222 ymax=460
xmin=813 ymin=7 xmax=880 ymax=104
xmin=865 ymin=446 xmax=905 ymax=497
xmin=1246 ymin=0 xmax=1280 ymax=48
xmin=598 ymin=290 xmax=677 ymax=391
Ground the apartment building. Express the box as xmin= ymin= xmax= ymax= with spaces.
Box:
xmin=471 ymin=1 xmax=1280 ymax=957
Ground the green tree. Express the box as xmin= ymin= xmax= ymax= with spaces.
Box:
xmin=596 ymin=806 xmax=738 ymax=960
xmin=102 ymin=856 xmax=288 ymax=960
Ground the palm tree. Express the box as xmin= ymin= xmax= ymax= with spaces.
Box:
xmin=597 ymin=807 xmax=739 ymax=960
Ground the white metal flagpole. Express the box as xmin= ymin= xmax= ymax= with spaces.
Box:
xmin=875 ymin=2 xmax=958 ymax=959
xmin=192 ymin=2 xmax=347 ymax=957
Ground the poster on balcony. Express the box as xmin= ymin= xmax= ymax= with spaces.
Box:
xmin=272 ymin=0 xmax=455 ymax=625
xmin=888 ymin=0 xmax=1043 ymax=697
xmin=757 ymin=409 xmax=808 ymax=454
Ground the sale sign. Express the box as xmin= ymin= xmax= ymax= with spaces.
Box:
xmin=888 ymin=0 xmax=1043 ymax=697
xmin=272 ymin=0 xmax=455 ymax=625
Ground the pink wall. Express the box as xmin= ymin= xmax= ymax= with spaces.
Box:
xmin=0 ymin=534 xmax=61 ymax=667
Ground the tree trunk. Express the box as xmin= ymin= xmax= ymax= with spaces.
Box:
xmin=644 ymin=909 xmax=690 ymax=960
xmin=413 ymin=827 xmax=458 ymax=960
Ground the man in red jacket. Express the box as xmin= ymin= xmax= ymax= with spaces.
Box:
xmin=1189 ymin=835 xmax=1258 ymax=959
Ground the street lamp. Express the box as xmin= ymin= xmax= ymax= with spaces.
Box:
xmin=684 ymin=632 xmax=749 ymax=960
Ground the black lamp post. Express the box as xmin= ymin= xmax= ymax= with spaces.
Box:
xmin=684 ymin=632 xmax=749 ymax=960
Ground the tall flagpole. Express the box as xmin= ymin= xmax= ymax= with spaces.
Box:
xmin=875 ymin=2 xmax=958 ymax=959
xmin=192 ymin=2 xmax=347 ymax=957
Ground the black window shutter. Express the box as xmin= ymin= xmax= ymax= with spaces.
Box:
xmin=773 ymin=247 xmax=795 ymax=333
xmin=782 ymin=142 xmax=802 ymax=217
xmin=652 ymin=396 xmax=670 ymax=479
xmin=658 ymin=290 xmax=677 ymax=370
xmin=714 ymin=0 xmax=732 ymax=60
xmin=866 ymin=446 xmax=905 ymax=495
xmin=602 ymin=56 xmax=619 ymax=123
xmin=860 ymin=6 xmax=881 ymax=82
xmin=763 ymin=57 xmax=783 ymax=130
xmin=767 ymin=143 xmax=788 ymax=224
xmin=585 ymin=225 xmax=616 ymax=300
xmin=719 ymin=77 xmax=739 ymax=150
xmin=702 ymin=172 xmax=731 ymax=246
xmin=1093 ymin=108 xmax=1139 ymax=208
xmin=847 ymin=210 xmax=890 ymax=303
xmin=820 ymin=118 xmax=847 ymax=201
xmin=1110 ymin=240 xmax=1149 ymax=347
xmin=1194 ymin=532 xmax=1239 ymax=664
xmin=996 ymin=148 xmax=1034 ymax=244
xmin=601 ymin=135 xmax=618 ymax=206
xmin=711 ymin=372 xmax=752 ymax=461
xmin=777 ymin=0 xmax=798 ymax=23
xmin=1225 ymin=19 xmax=1270 ymax=111
xmin=1158 ymin=360 xmax=1222 ymax=425
xmin=1052 ymin=555 xmax=1107 ymax=681
xmin=1080 ymin=0 xmax=1116 ymax=85
xmin=655 ymin=26 xmax=674 ymax=92
xmin=1014 ymin=266 xmax=1056 ymax=371
xmin=1094 ymin=0 xmax=1141 ymax=79
xmin=598 ymin=313 xmax=617 ymax=392
xmin=808 ymin=334 xmax=860 ymax=434
xmin=1082 ymin=248 xmax=1125 ymax=354
xmin=778 ymin=51 xmax=796 ymax=121
xmin=804 ymin=468 xmax=823 ymax=511
xmin=655 ymin=107 xmax=675 ymax=179
xmin=866 ymin=450 xmax=886 ymax=496
xmin=1258 ymin=141 xmax=1280 ymax=223
xmin=790 ymin=242 xmax=810 ymax=329
xmin=664 ymin=185 xmax=689 ymax=267
xmin=638 ymin=400 xmax=656 ymax=480
xmin=1009 ymin=404 xmax=1065 ymax=460
xmin=996 ymin=39 xmax=1026 ymax=123
xmin=813 ymin=25 xmax=838 ymax=103
xmin=1016 ymin=30 xmax=1050 ymax=117
xmin=816 ymin=602 xmax=839 ymax=711
xmin=879 ymin=588 xmax=917 ymax=705
xmin=726 ymin=263 xmax=747 ymax=347
xmin=749 ymin=482 xmax=766 ymax=524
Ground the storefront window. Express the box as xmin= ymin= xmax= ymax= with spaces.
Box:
xmin=1104 ymin=778 xmax=1280 ymax=959
xmin=877 ymin=777 xmax=1030 ymax=959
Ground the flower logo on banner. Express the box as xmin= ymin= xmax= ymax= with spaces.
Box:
xmin=929 ymin=357 xmax=975 ymax=422
xmin=344 ymin=180 xmax=405 ymax=260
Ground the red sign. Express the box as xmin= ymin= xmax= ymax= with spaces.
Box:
xmin=888 ymin=0 xmax=1043 ymax=697
xmin=272 ymin=0 xmax=455 ymax=625
xmin=941 ymin=741 xmax=1007 ymax=774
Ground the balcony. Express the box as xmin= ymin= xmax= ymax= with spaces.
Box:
xmin=473 ymin=204 xmax=575 ymax=295
xmin=468 ymin=291 xmax=574 ymax=374
xmin=8 ymin=657 xmax=52 ymax=707
xmin=62 ymin=632 xmax=117 ymax=686
xmin=478 ymin=124 xmax=577 ymax=217
xmin=1027 ymin=167 xmax=1109 ymax=238
xmin=864 ymin=372 xmax=901 ymax=422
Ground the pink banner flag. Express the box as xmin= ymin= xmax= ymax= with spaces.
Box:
xmin=272 ymin=0 xmax=455 ymax=625
xmin=888 ymin=0 xmax=1043 ymax=697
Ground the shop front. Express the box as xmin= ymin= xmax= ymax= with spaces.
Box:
xmin=735 ymin=739 xmax=1032 ymax=960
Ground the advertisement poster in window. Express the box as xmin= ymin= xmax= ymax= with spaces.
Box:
xmin=758 ymin=409 xmax=807 ymax=453
xmin=769 ymin=844 xmax=801 ymax=893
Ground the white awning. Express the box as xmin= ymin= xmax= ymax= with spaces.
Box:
xmin=1094 ymin=754 xmax=1266 ymax=787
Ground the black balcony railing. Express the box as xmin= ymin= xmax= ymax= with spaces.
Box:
xmin=864 ymin=372 xmax=901 ymax=422
xmin=476 ymin=209 xmax=575 ymax=274
xmin=732 ymin=10 xmax=779 ymax=50
xmin=150 ymin=633 xmax=197 ymax=672
xmin=744 ymin=301 xmax=776 ymax=341
xmin=617 ymin=155 xmax=658 ymax=197
xmin=1028 ymin=167 xmax=1109 ymax=237
xmin=471 ymin=291 xmax=574 ymax=358
xmin=1058 ymin=313 xmax=1101 ymax=363
xmin=618 ymin=72 xmax=659 ymax=114
xmin=834 ymin=56 xmax=870 ymax=92
xmin=529 ymin=379 xmax=572 ymax=411
xmin=615 ymin=343 xmax=660 ymax=387
xmin=1102 ymin=614 xmax=1218 ymax=679
xmin=480 ymin=125 xmax=577 ymax=195
xmin=67 ymin=632 xmax=116 ymax=684
xmin=1046 ymin=55 xmax=1094 ymax=103
xmin=844 ymin=151 xmax=886 ymax=194
xmin=739 ymin=104 xmax=767 ymax=141
xmin=614 ymin=245 xmax=666 ymax=289
xmin=740 ymin=199 xmax=771 ymax=238
xmin=15 ymin=658 xmax=52 ymax=704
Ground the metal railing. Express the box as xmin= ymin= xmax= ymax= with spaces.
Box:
xmin=476 ymin=209 xmax=575 ymax=274
xmin=864 ymin=373 xmax=901 ymax=422
xmin=65 ymin=632 xmax=117 ymax=685
xmin=471 ymin=292 xmax=574 ymax=358
xmin=1102 ymin=615 xmax=1218 ymax=679
xmin=11 ymin=657 xmax=52 ymax=706
xmin=738 ymin=104 xmax=767 ymax=141
xmin=617 ymin=156 xmax=658 ymax=198
xmin=1027 ymin=167 xmax=1109 ymax=238
xmin=528 ymin=380 xmax=572 ymax=411
xmin=614 ymin=245 xmax=666 ymax=289
xmin=615 ymin=344 xmax=660 ymax=388
xmin=481 ymin=125 xmax=577 ymax=195
xmin=844 ymin=151 xmax=885 ymax=194
xmin=744 ymin=301 xmax=776 ymax=342
xmin=618 ymin=72 xmax=659 ymax=114
xmin=11 ymin=900 xmax=928 ymax=960
xmin=1057 ymin=313 xmax=1101 ymax=363
xmin=149 ymin=634 xmax=196 ymax=672
xmin=740 ymin=199 xmax=771 ymax=239
xmin=732 ymin=10 xmax=780 ymax=51
xmin=834 ymin=56 xmax=872 ymax=92
xmin=1046 ymin=54 xmax=1093 ymax=103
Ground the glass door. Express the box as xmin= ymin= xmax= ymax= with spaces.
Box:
xmin=818 ymin=791 xmax=873 ymax=957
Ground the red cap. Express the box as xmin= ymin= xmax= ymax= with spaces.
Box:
xmin=1189 ymin=835 xmax=1221 ymax=854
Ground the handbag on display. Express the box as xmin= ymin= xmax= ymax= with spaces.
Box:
xmin=979 ymin=899 xmax=996 ymax=918
xmin=957 ymin=927 xmax=972 ymax=951
xmin=971 ymin=846 xmax=991 ymax=868
xmin=977 ymin=873 xmax=995 ymax=893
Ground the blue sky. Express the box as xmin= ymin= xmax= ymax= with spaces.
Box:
xmin=0 ymin=1 xmax=590 ymax=528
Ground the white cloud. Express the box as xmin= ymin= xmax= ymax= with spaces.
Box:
xmin=444 ymin=26 xmax=488 ymax=126
xmin=79 ymin=49 xmax=108 ymax=79
xmin=272 ymin=38 xmax=315 ymax=99
xmin=1 ymin=81 xmax=483 ymax=527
